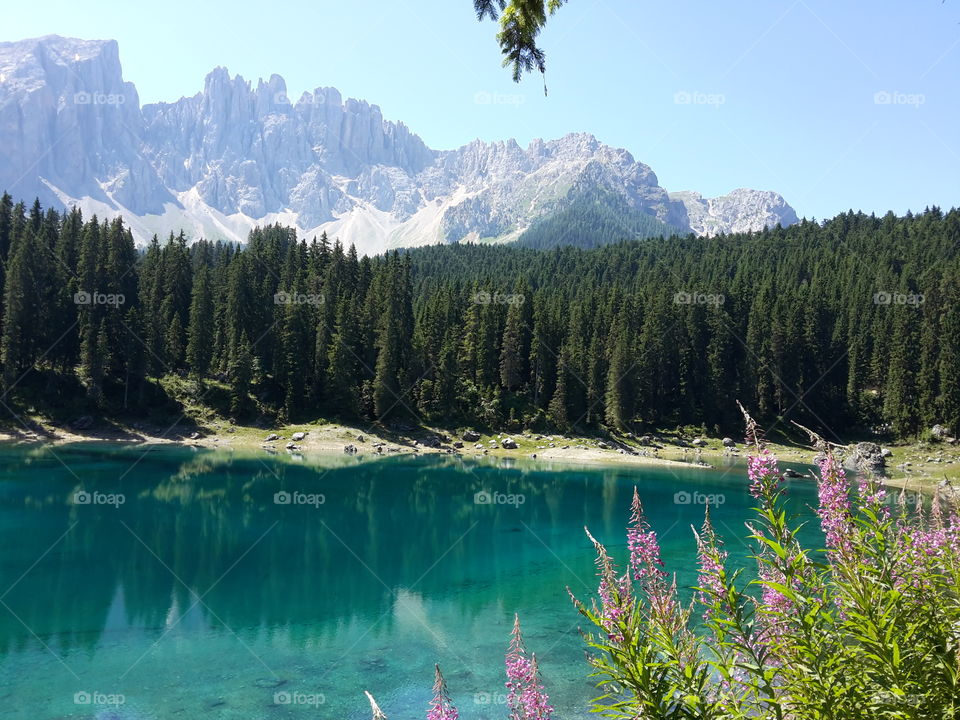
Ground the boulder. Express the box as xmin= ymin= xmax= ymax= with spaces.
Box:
xmin=265 ymin=433 xmax=280 ymax=442
xmin=343 ymin=444 xmax=358 ymax=454
xmin=931 ymin=424 xmax=949 ymax=441
xmin=502 ymin=437 xmax=518 ymax=449
xmin=597 ymin=441 xmax=611 ymax=450
xmin=692 ymin=438 xmax=706 ymax=447
xmin=845 ymin=442 xmax=886 ymax=475
xmin=452 ymin=440 xmax=464 ymax=449
xmin=291 ymin=431 xmax=307 ymax=442
xmin=722 ymin=437 xmax=736 ymax=447
xmin=462 ymin=430 xmax=481 ymax=442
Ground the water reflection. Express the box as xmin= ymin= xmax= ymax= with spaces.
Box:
xmin=0 ymin=444 xmax=866 ymax=718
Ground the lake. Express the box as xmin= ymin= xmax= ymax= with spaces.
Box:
xmin=0 ymin=444 xmax=825 ymax=719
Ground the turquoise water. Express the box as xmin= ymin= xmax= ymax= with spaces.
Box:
xmin=0 ymin=444 xmax=825 ymax=719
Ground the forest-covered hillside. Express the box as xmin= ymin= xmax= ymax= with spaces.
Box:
xmin=1 ymin=191 xmax=957 ymax=440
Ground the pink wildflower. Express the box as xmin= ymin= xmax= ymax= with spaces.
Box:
xmin=426 ymin=664 xmax=458 ymax=720
xmin=695 ymin=508 xmax=729 ymax=621
xmin=627 ymin=487 xmax=666 ymax=582
xmin=816 ymin=453 xmax=854 ymax=556
xmin=857 ymin=476 xmax=889 ymax=518
xmin=747 ymin=450 xmax=782 ymax=500
xmin=505 ymin=614 xmax=553 ymax=720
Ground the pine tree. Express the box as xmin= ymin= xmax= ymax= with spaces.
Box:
xmin=186 ymin=263 xmax=214 ymax=377
xmin=325 ymin=299 xmax=359 ymax=417
xmin=547 ymin=348 xmax=570 ymax=429
xmin=229 ymin=332 xmax=254 ymax=417
xmin=605 ymin=303 xmax=634 ymax=429
xmin=0 ymin=230 xmax=39 ymax=387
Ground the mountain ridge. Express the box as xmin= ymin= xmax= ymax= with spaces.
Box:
xmin=0 ymin=35 xmax=799 ymax=252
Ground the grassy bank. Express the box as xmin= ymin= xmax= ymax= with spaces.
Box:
xmin=1 ymin=403 xmax=957 ymax=497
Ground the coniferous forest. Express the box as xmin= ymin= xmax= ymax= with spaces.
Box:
xmin=1 ymin=191 xmax=958 ymax=441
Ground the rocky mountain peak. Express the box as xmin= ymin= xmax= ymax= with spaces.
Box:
xmin=670 ymin=189 xmax=800 ymax=236
xmin=0 ymin=35 xmax=800 ymax=253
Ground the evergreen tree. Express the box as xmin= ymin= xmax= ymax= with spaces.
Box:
xmin=186 ymin=263 xmax=215 ymax=377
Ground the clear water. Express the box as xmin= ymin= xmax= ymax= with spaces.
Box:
xmin=0 ymin=444 xmax=824 ymax=719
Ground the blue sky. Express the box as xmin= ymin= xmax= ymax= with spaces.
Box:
xmin=5 ymin=0 xmax=959 ymax=220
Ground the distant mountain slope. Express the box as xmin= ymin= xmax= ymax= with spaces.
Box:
xmin=516 ymin=186 xmax=682 ymax=249
xmin=0 ymin=35 xmax=800 ymax=251
xmin=669 ymin=189 xmax=800 ymax=236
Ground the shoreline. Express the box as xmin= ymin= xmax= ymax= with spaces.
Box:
xmin=0 ymin=418 xmax=953 ymax=495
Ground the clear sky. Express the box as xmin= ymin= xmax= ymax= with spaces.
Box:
xmin=4 ymin=0 xmax=959 ymax=220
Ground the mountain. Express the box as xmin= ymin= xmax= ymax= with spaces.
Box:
xmin=669 ymin=189 xmax=800 ymax=237
xmin=0 ymin=35 xmax=799 ymax=252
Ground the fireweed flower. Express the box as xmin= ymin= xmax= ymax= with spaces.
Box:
xmin=426 ymin=664 xmax=458 ymax=720
xmin=747 ymin=450 xmax=782 ymax=502
xmin=626 ymin=489 xmax=680 ymax=624
xmin=585 ymin=528 xmax=630 ymax=644
xmin=628 ymin=487 xmax=666 ymax=583
xmin=857 ymin=476 xmax=889 ymax=519
xmin=695 ymin=508 xmax=729 ymax=621
xmin=816 ymin=454 xmax=854 ymax=557
xmin=520 ymin=654 xmax=553 ymax=719
xmin=505 ymin=614 xmax=553 ymax=720
xmin=597 ymin=577 xmax=630 ymax=644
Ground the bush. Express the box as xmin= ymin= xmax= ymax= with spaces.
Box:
xmin=570 ymin=418 xmax=960 ymax=719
